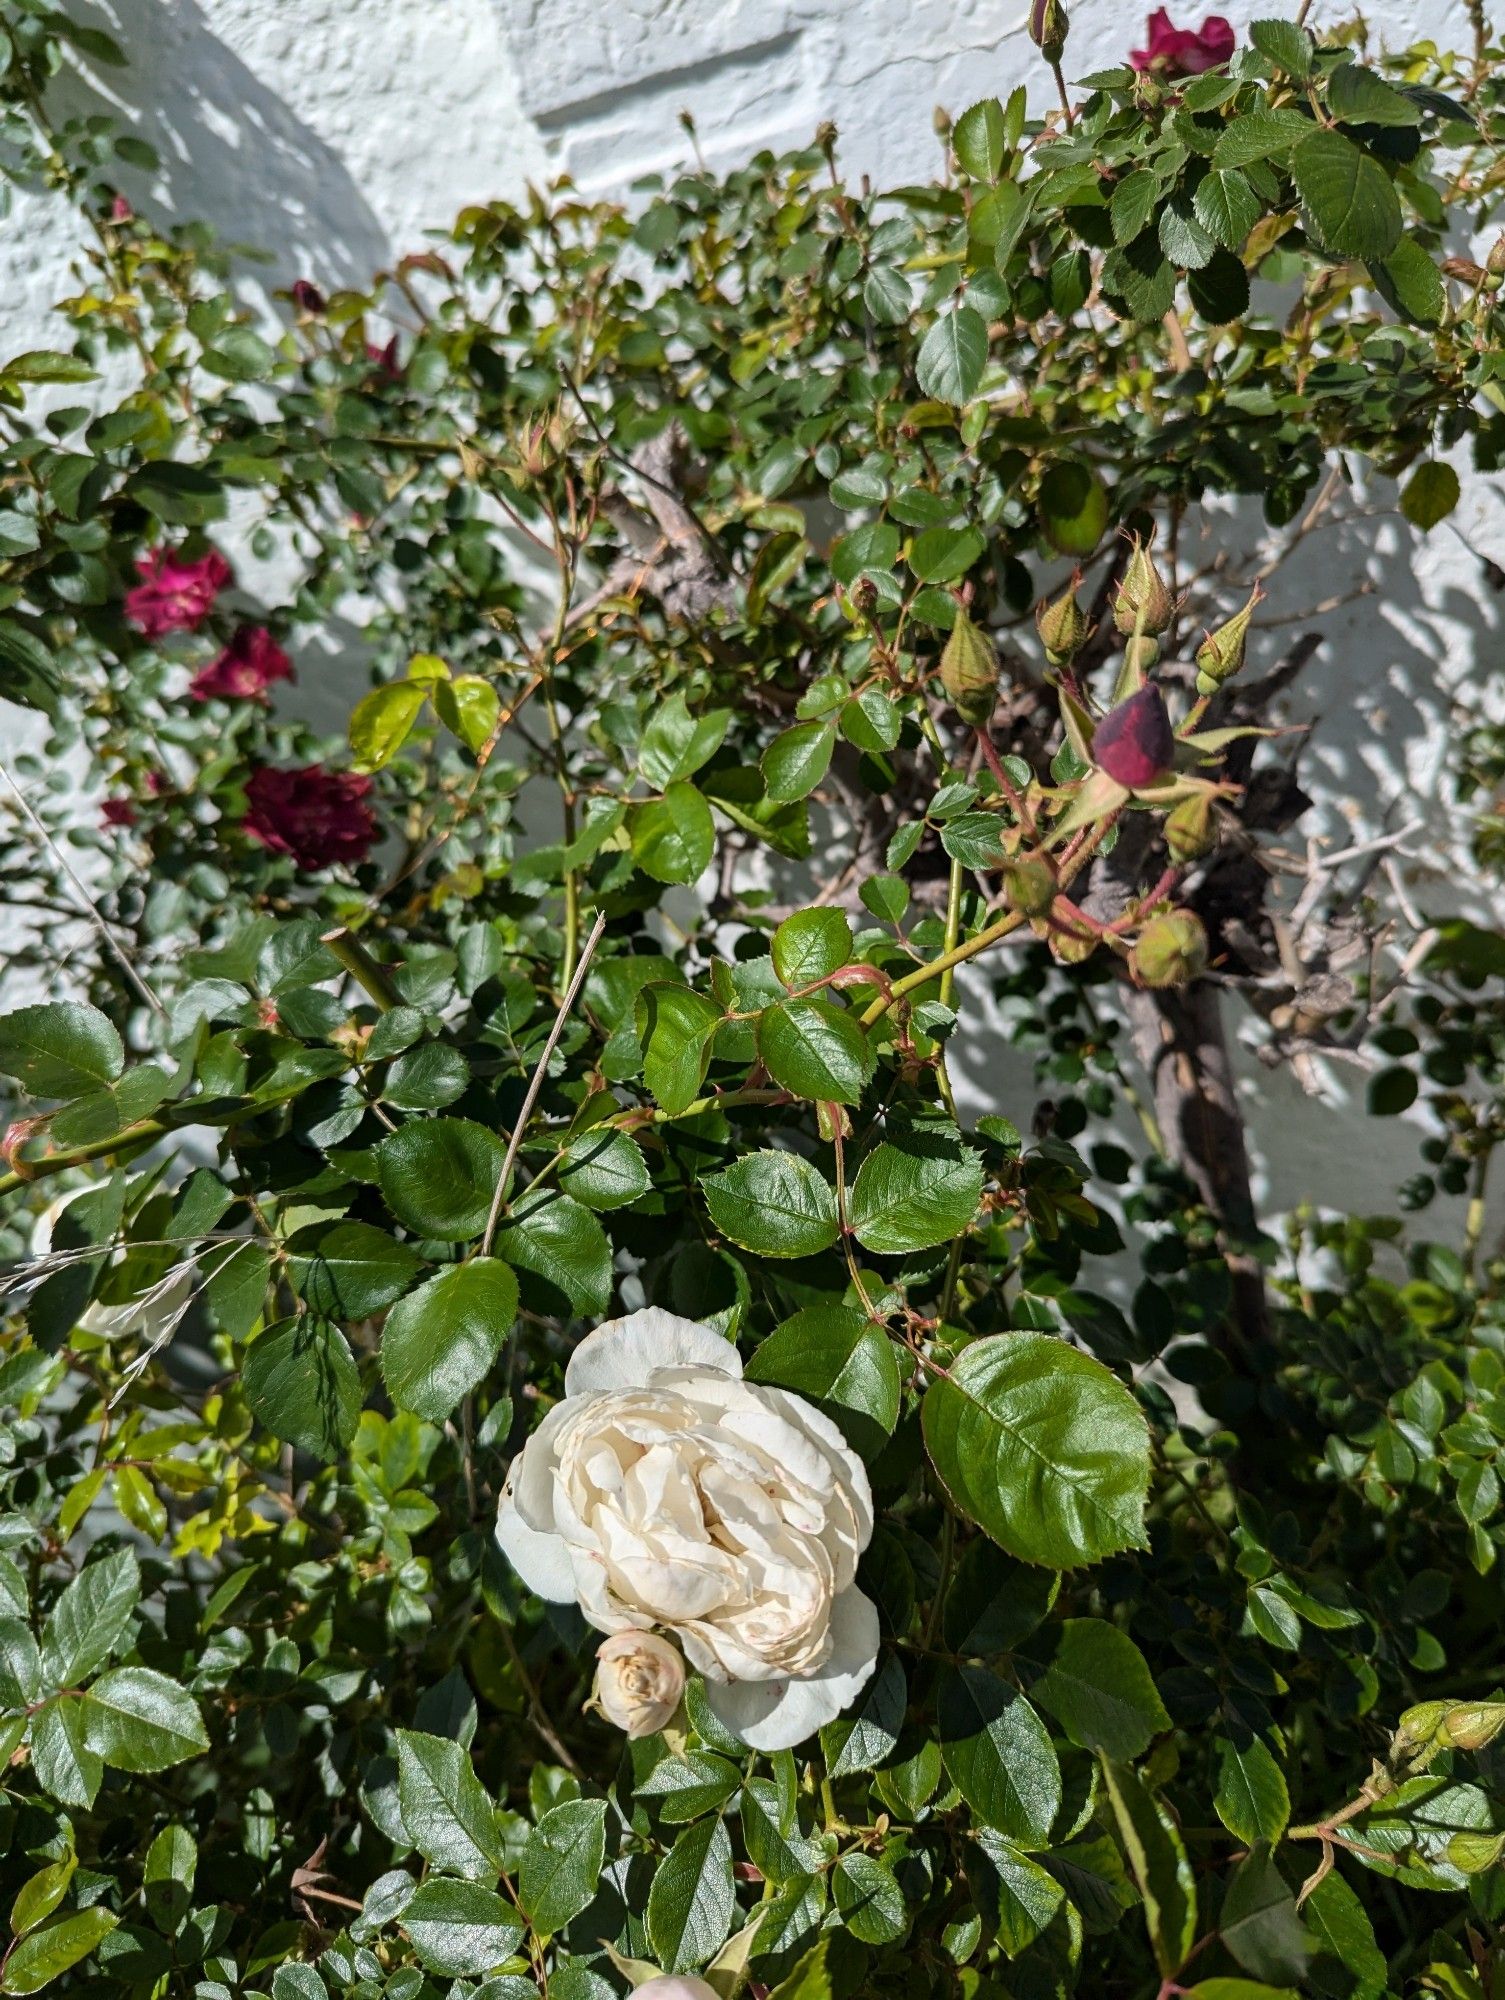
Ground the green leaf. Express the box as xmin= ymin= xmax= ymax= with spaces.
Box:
xmin=1028 ymin=1618 xmax=1171 ymax=1760
xmin=201 ymin=325 xmax=277 ymax=381
xmin=1037 ymin=459 xmax=1110 ymax=556
xmin=638 ymin=984 xmax=723 ymax=1115
xmin=916 ymin=306 xmax=988 ymax=403
xmin=639 ymin=692 xmax=732 ymax=788
xmin=558 ymin=1127 xmax=651 ymax=1210
xmin=39 ymin=1548 xmax=138 ymax=1687
xmin=29 ymin=1700 xmax=101 ymax=1810
xmin=635 ymin=1749 xmax=743 ymax=1821
xmin=2 ymin=350 xmax=99 ymax=385
xmin=1401 ymin=461 xmax=1460 ymax=529
xmin=938 ymin=1666 xmax=1060 ymax=1847
xmin=757 ymin=998 xmax=873 ymax=1105
xmin=1110 ymin=169 xmax=1159 ymax=246
xmin=1215 ymin=1735 xmax=1292 ymax=1846
xmin=0 ymin=1002 xmax=123 ymax=1099
xmin=909 ymin=523 xmax=985 ymax=583
xmin=1212 ymin=108 xmax=1314 ymax=170
xmin=702 ymin=1151 xmax=839 ymax=1259
xmin=1302 ymin=1869 xmax=1386 ymax=2000
xmin=631 ymin=781 xmax=716 ymax=883
xmin=1193 ymin=169 xmax=1261 ymax=250
xmin=833 ymin=1853 xmax=906 ymax=1944
xmin=124 ymin=462 xmax=226 ymax=525
xmin=381 ymin=1260 xmax=519 ymax=1421
xmin=746 ymin=1306 xmax=902 ymax=1458
xmin=0 ymin=1909 xmax=118 ymax=1994
xmin=242 ymin=1316 xmax=361 ymax=1462
xmin=0 ymin=621 xmax=63 ymax=716
xmin=647 ymin=1816 xmax=736 ymax=1974
xmin=1220 ymin=1845 xmax=1312 ymax=1985
xmin=377 ymin=1118 xmax=506 ymax=1240
xmin=1372 ymin=236 xmax=1444 ymax=327
xmin=921 ymin=1331 xmax=1151 ymax=1567
xmin=350 ymin=680 xmax=429 ymax=771
xmin=82 ymin=1666 xmax=208 ymax=1771
xmin=772 ymin=908 xmax=853 ymax=988
xmin=849 ymin=1130 xmax=983 ymax=1254
xmin=287 ymin=1220 xmax=422 ymax=1318
xmin=821 ymin=1651 xmax=906 ymax=1776
xmin=433 ymin=675 xmax=502 ymax=754
xmin=1189 ymin=249 xmax=1251 ymax=325
xmin=1291 ymin=130 xmax=1402 ymax=262
xmin=1327 ymin=61 xmax=1421 ymax=128
xmin=396 ymin=1729 xmax=501 ymax=1880
xmin=1249 ymin=18 xmax=1313 ymax=74
xmin=402 ymin=1879 xmax=525 ymax=1976
xmin=520 ymin=1797 xmax=608 ymax=1936
xmin=1099 ymin=1759 xmax=1198 ymax=1979
xmin=953 ymin=98 xmax=1008 ymax=181
xmin=969 ymin=1830 xmax=1065 ymax=1956
xmin=762 ymin=721 xmax=837 ymax=804
xmin=50 ymin=1066 xmax=171 ymax=1146
xmin=10 ymin=1854 xmax=76 ymax=1939
xmin=495 ymin=1186 xmax=612 ymax=1316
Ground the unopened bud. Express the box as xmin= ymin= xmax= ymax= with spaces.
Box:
xmin=1395 ymin=1701 xmax=1449 ymax=1752
xmin=1030 ymin=0 xmax=1069 ymax=64
xmin=939 ymin=609 xmax=1000 ymax=727
xmin=1195 ymin=585 xmax=1260 ymax=696
xmin=1131 ymin=909 xmax=1207 ymax=988
xmin=1048 ymin=923 xmax=1097 ymax=965
xmin=1093 ymin=684 xmax=1175 ymax=790
xmin=1036 ymin=575 xmax=1090 ymax=666
xmin=1488 ymin=233 xmax=1505 ymax=277
xmin=933 ymin=105 xmax=953 ymax=138
xmin=1003 ymin=854 xmax=1057 ymax=916
xmin=1440 ymin=1702 xmax=1505 ymax=1752
xmin=1113 ymin=537 xmax=1174 ymax=637
xmin=851 ymin=576 xmax=879 ymax=619
xmin=1165 ymin=791 xmax=1216 ymax=863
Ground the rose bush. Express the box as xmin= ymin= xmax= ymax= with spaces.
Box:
xmin=1 ymin=5 xmax=1505 ymax=2000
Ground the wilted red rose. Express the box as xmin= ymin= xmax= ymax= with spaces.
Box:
xmin=290 ymin=279 xmax=327 ymax=314
xmin=243 ymin=764 xmax=377 ymax=870
xmin=188 ymin=626 xmax=294 ymax=703
xmin=125 ymin=547 xmax=232 ymax=636
xmin=1130 ymin=8 xmax=1235 ymax=75
xmin=100 ymin=797 xmax=137 ymax=828
xmin=1093 ymin=684 xmax=1176 ymax=789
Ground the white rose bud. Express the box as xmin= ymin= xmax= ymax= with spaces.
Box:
xmin=593 ymin=1631 xmax=686 ymax=1738
xmin=496 ymin=1308 xmax=879 ymax=1752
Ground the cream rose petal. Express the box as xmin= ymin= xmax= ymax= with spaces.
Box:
xmin=564 ymin=1307 xmax=742 ymax=1396
xmin=702 ymin=1585 xmax=881 ymax=1752
xmin=495 ymin=1473 xmax=577 ymax=1603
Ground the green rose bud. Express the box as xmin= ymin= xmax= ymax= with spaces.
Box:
xmin=1165 ymin=791 xmax=1216 ymax=863
xmin=1003 ymin=854 xmax=1058 ymax=916
xmin=1195 ymin=584 xmax=1260 ymax=695
xmin=1036 ymin=575 xmax=1091 ymax=666
xmin=1113 ymin=537 xmax=1174 ymax=637
xmin=1440 ymin=1702 xmax=1505 ymax=1752
xmin=1131 ymin=909 xmax=1208 ymax=988
xmin=940 ymin=609 xmax=1000 ymax=727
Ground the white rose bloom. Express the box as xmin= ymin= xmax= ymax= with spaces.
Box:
xmin=593 ymin=1631 xmax=686 ymax=1738
xmin=496 ymin=1307 xmax=879 ymax=1752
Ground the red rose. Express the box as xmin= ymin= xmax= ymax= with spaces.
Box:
xmin=101 ymin=797 xmax=138 ymax=828
xmin=365 ymin=335 xmax=402 ymax=380
xmin=1130 ymin=8 xmax=1235 ymax=76
xmin=189 ymin=625 xmax=294 ymax=703
xmin=124 ymin=547 xmax=232 ymax=637
xmin=242 ymin=764 xmax=377 ymax=871
xmin=1093 ymin=685 xmax=1176 ymax=789
xmin=291 ymin=279 xmax=327 ymax=314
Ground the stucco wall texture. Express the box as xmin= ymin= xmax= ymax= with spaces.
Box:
xmin=3 ymin=0 xmax=1503 ymax=1238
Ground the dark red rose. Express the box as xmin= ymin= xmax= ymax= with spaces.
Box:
xmin=365 ymin=335 xmax=402 ymax=380
xmin=189 ymin=626 xmax=294 ymax=703
xmin=1093 ymin=685 xmax=1175 ymax=789
xmin=1130 ymin=8 xmax=1235 ymax=76
xmin=242 ymin=764 xmax=377 ymax=871
xmin=101 ymin=797 xmax=137 ymax=828
xmin=291 ymin=279 xmax=327 ymax=314
xmin=124 ymin=547 xmax=232 ymax=637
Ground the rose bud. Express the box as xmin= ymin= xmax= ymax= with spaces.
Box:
xmin=1440 ymin=1702 xmax=1505 ymax=1753
xmin=1036 ymin=575 xmax=1090 ymax=666
xmin=1195 ymin=585 xmax=1260 ymax=695
xmin=1131 ymin=908 xmax=1208 ymax=988
xmin=1093 ymin=684 xmax=1175 ymax=788
xmin=1030 ymin=0 xmax=1069 ymax=63
xmin=1488 ymin=233 xmax=1505 ymax=278
xmin=1165 ymin=791 xmax=1216 ymax=863
xmin=940 ymin=609 xmax=1000 ymax=727
xmin=1003 ymin=854 xmax=1058 ymax=916
xmin=290 ymin=279 xmax=327 ymax=315
xmin=1395 ymin=1700 xmax=1449 ymax=1751
xmin=1113 ymin=537 xmax=1174 ymax=636
xmin=592 ymin=1631 xmax=686 ymax=1739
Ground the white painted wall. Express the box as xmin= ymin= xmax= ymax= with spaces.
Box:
xmin=4 ymin=0 xmax=1503 ymax=1242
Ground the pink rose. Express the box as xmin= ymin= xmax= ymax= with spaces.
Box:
xmin=1130 ymin=8 xmax=1235 ymax=76
xmin=242 ymin=764 xmax=377 ymax=870
xmin=124 ymin=547 xmax=232 ymax=637
xmin=188 ymin=626 xmax=294 ymax=703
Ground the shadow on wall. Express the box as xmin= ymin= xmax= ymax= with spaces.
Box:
xmin=46 ymin=0 xmax=390 ymax=290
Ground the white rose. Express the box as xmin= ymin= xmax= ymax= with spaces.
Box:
xmin=496 ymin=1307 xmax=879 ymax=1752
xmin=593 ymin=1631 xmax=686 ymax=1738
